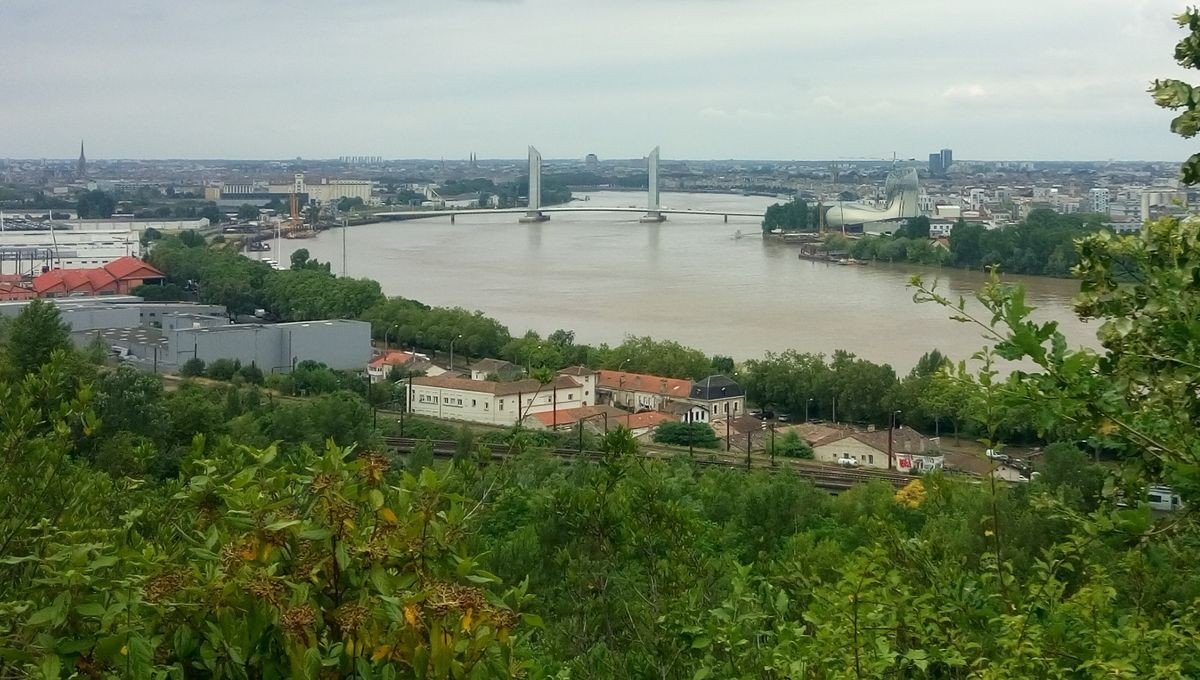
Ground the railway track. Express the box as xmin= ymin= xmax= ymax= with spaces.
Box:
xmin=382 ymin=437 xmax=916 ymax=491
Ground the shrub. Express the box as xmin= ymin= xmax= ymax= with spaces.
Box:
xmin=180 ymin=357 xmax=206 ymax=377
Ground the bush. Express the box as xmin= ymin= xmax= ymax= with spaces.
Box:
xmin=772 ymin=430 xmax=814 ymax=458
xmin=206 ymin=358 xmax=240 ymax=381
xmin=180 ymin=357 xmax=206 ymax=377
xmin=238 ymin=362 xmax=264 ymax=385
xmin=653 ymin=421 xmax=720 ymax=449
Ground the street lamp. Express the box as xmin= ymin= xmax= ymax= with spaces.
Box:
xmin=449 ymin=334 xmax=463 ymax=372
xmin=805 ymin=398 xmax=814 ymax=423
xmin=888 ymin=409 xmax=902 ymax=470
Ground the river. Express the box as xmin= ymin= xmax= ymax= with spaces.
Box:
xmin=262 ymin=191 xmax=1097 ymax=372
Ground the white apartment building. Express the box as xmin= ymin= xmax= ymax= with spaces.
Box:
xmin=1088 ymin=188 xmax=1110 ymax=215
xmin=409 ymin=374 xmax=591 ymax=426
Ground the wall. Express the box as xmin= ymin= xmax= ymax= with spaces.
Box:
xmin=411 ymin=386 xmax=506 ymax=425
xmin=814 ymin=437 xmax=889 ymax=469
xmin=169 ymin=319 xmax=371 ymax=373
xmin=59 ymin=305 xmax=141 ymax=332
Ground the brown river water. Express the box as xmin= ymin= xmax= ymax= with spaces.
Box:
xmin=265 ymin=191 xmax=1097 ymax=372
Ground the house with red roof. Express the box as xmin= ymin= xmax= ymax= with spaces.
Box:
xmin=32 ymin=256 xmax=164 ymax=298
xmin=366 ymin=350 xmax=444 ymax=383
xmin=596 ymin=369 xmax=692 ymax=412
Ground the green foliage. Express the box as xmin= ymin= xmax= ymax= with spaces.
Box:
xmin=130 ymin=282 xmax=185 ymax=301
xmin=653 ymin=421 xmax=720 ymax=449
xmin=179 ymin=357 xmax=205 ymax=377
xmin=600 ymin=335 xmax=713 ymax=380
xmin=364 ymin=297 xmax=511 ymax=360
xmin=771 ymin=430 xmax=813 ymax=458
xmin=3 ymin=299 xmax=71 ymax=377
xmin=75 ymin=189 xmax=116 ymax=218
xmin=761 ymin=198 xmax=818 ymax=232
xmin=205 ymin=357 xmax=240 ymax=380
xmin=1152 ymin=8 xmax=1200 ymax=184
xmin=236 ymin=203 xmax=260 ymax=220
xmin=336 ymin=196 xmax=366 ymax=212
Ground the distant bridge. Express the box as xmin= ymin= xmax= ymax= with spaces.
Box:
xmin=375 ymin=205 xmax=765 ymax=223
xmin=378 ymin=145 xmax=766 ymax=225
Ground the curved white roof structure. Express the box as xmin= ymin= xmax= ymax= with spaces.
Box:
xmin=824 ymin=168 xmax=920 ymax=228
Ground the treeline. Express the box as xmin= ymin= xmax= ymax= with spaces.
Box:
xmin=761 ymin=197 xmax=819 ymax=232
xmin=825 ymin=209 xmax=1109 ymax=276
xmin=744 ymin=348 xmax=1048 ymax=439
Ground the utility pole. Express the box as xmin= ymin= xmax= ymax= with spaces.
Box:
xmin=769 ymin=423 xmax=776 ymax=466
xmin=888 ymin=410 xmax=902 ymax=471
xmin=746 ymin=430 xmax=752 ymax=470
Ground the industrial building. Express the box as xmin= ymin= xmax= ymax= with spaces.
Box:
xmin=167 ymin=318 xmax=371 ymax=372
xmin=205 ymin=173 xmax=373 ymax=206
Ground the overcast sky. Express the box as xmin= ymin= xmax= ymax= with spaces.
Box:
xmin=2 ymin=0 xmax=1196 ymax=161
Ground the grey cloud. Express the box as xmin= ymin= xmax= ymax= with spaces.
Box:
xmin=0 ymin=0 xmax=1193 ymax=160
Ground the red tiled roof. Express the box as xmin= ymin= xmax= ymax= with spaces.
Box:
xmin=596 ymin=370 xmax=691 ymax=397
xmin=31 ymin=256 xmax=162 ymax=296
xmin=526 ymin=405 xmax=626 ymax=427
xmin=412 ymin=374 xmax=582 ymax=396
xmin=613 ymin=411 xmax=675 ymax=430
xmin=103 ymin=256 xmax=164 ymax=280
xmin=369 ymin=351 xmax=417 ymax=369
xmin=0 ymin=283 xmax=36 ymax=300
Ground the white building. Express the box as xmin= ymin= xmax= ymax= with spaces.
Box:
xmin=1088 ymin=188 xmax=1110 ymax=215
xmin=811 ymin=425 xmax=942 ymax=472
xmin=409 ymin=374 xmax=590 ymax=426
xmin=0 ymin=228 xmax=140 ymax=276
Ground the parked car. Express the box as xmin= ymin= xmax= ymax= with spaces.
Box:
xmin=837 ymin=456 xmax=859 ymax=467
xmin=751 ymin=409 xmax=775 ymax=421
xmin=777 ymin=413 xmax=792 ymax=423
xmin=985 ymin=449 xmax=1010 ymax=463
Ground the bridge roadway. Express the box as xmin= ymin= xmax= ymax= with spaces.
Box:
xmin=374 ymin=206 xmax=765 ymax=221
xmin=383 ymin=437 xmax=917 ymax=492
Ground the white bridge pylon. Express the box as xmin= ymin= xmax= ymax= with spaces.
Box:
xmin=519 ymin=145 xmax=664 ymax=224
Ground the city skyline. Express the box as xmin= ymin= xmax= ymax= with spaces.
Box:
xmin=1 ymin=0 xmax=1195 ymax=161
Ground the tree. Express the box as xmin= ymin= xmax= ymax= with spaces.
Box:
xmin=336 ymin=196 xmax=365 ymax=212
xmin=898 ymin=215 xmax=931 ymax=239
xmin=236 ymin=203 xmax=260 ymax=220
xmin=180 ymin=357 xmax=206 ymax=377
xmin=198 ymin=203 xmax=222 ymax=224
xmin=205 ymin=357 xmax=240 ymax=380
xmin=771 ymin=430 xmax=813 ymax=458
xmin=653 ymin=421 xmax=720 ymax=449
xmin=75 ymin=189 xmax=116 ymax=218
xmin=131 ymin=282 xmax=185 ymax=301
xmin=1153 ymin=11 xmax=1200 ymax=184
xmin=290 ymin=248 xmax=312 ymax=270
xmin=4 ymin=299 xmax=71 ymax=375
xmin=711 ymin=355 xmax=735 ymax=374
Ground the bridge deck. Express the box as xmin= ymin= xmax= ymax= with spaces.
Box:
xmin=375 ymin=206 xmax=764 ymax=219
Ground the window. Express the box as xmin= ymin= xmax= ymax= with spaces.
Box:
xmin=568 ymin=393 xmax=573 ymax=400
xmin=867 ymin=455 xmax=874 ymax=465
xmin=472 ymin=399 xmax=477 ymax=407
xmin=1149 ymin=494 xmax=1163 ymax=503
xmin=499 ymin=401 xmax=504 ymax=411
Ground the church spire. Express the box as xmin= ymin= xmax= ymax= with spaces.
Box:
xmin=76 ymin=139 xmax=87 ymax=178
